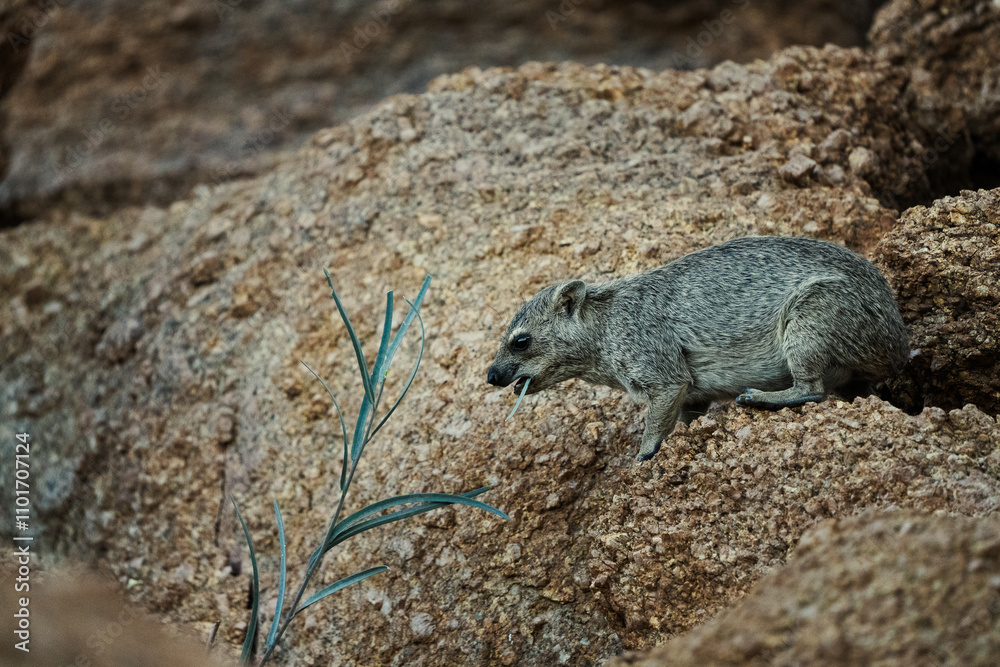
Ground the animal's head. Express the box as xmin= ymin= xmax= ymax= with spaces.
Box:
xmin=487 ymin=280 xmax=592 ymax=395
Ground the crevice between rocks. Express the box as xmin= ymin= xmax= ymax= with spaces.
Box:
xmin=968 ymin=146 xmax=1000 ymax=193
xmin=914 ymin=141 xmax=1000 ymax=211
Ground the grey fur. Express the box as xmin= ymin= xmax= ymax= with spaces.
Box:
xmin=487 ymin=236 xmax=909 ymax=461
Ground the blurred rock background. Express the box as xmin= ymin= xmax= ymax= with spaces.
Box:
xmin=0 ymin=0 xmax=883 ymax=224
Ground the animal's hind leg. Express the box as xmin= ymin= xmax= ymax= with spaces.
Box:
xmin=736 ymin=382 xmax=824 ymax=410
xmin=737 ymin=279 xmax=846 ymax=410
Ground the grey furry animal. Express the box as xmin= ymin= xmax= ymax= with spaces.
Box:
xmin=487 ymin=236 xmax=909 ymax=461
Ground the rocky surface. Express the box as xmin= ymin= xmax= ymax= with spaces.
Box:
xmin=608 ymin=511 xmax=1000 ymax=666
xmin=3 ymin=41 xmax=1000 ymax=664
xmin=0 ymin=0 xmax=882 ymax=223
xmin=0 ymin=565 xmax=232 ymax=666
xmin=1 ymin=0 xmax=999 ymax=665
xmin=584 ymin=399 xmax=1000 ymax=651
xmin=876 ymin=188 xmax=1000 ymax=414
xmin=870 ymin=0 xmax=1000 ymax=173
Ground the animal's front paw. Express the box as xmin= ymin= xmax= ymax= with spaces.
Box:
xmin=635 ymin=440 xmax=662 ymax=462
xmin=736 ymin=388 xmax=756 ymax=405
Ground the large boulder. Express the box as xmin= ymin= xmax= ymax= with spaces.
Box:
xmin=2 ymin=39 xmax=999 ymax=664
xmin=0 ymin=565 xmax=230 ymax=666
xmin=584 ymin=398 xmax=999 ymax=653
xmin=876 ymin=188 xmax=1000 ymax=414
xmin=608 ymin=511 xmax=1000 ymax=666
xmin=870 ymin=0 xmax=1000 ymax=166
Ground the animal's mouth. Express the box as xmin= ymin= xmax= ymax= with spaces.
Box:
xmin=513 ymin=376 xmax=531 ymax=394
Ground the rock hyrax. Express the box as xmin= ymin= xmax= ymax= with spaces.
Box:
xmin=487 ymin=236 xmax=909 ymax=461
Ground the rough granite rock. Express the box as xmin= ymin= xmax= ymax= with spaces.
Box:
xmin=875 ymin=188 xmax=1000 ymax=414
xmin=2 ymin=38 xmax=1000 ymax=664
xmin=0 ymin=0 xmax=883 ymax=222
xmin=607 ymin=511 xmax=1000 ymax=666
xmin=870 ymin=0 xmax=1000 ymax=171
xmin=582 ymin=398 xmax=1000 ymax=650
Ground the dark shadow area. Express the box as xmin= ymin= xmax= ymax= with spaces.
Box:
xmin=885 ymin=131 xmax=1000 ymax=213
xmin=876 ymin=377 xmax=924 ymax=416
xmin=0 ymin=204 xmax=28 ymax=229
xmin=968 ymin=145 xmax=1000 ymax=193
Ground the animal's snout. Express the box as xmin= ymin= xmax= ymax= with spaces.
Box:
xmin=487 ymin=365 xmax=509 ymax=387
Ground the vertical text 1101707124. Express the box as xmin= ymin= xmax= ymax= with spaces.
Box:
xmin=12 ymin=432 xmax=32 ymax=654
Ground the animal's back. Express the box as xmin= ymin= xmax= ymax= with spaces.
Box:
xmin=604 ymin=236 xmax=908 ymax=398
xmin=620 ymin=237 xmax=894 ymax=336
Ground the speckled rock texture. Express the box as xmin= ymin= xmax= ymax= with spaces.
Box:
xmin=2 ymin=38 xmax=999 ymax=663
xmin=585 ymin=398 xmax=1000 ymax=650
xmin=876 ymin=188 xmax=1000 ymax=414
xmin=3 ymin=0 xmax=1000 ymax=663
xmin=0 ymin=0 xmax=882 ymax=221
xmin=870 ymin=0 xmax=1000 ymax=168
xmin=607 ymin=511 xmax=1000 ymax=666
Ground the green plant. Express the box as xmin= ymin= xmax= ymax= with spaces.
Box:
xmin=231 ymin=272 xmax=509 ymax=665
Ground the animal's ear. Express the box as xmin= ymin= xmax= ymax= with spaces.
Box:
xmin=552 ymin=280 xmax=587 ymax=317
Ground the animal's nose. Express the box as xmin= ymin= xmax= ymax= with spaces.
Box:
xmin=487 ymin=366 xmax=500 ymax=386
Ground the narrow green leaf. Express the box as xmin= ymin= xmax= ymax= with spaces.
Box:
xmin=383 ymin=275 xmax=431 ymax=371
xmin=332 ymin=491 xmax=509 ymax=540
xmin=327 ymin=488 xmax=492 ymax=550
xmin=300 ymin=360 xmax=350 ymax=492
xmin=265 ymin=501 xmax=287 ymax=653
xmin=369 ymin=291 xmax=394 ymax=387
xmin=232 ymin=498 xmax=260 ymax=665
xmin=369 ymin=302 xmax=425 ymax=440
xmin=324 ymin=269 xmax=375 ymax=404
xmin=295 ymin=566 xmax=389 ymax=616
xmin=328 ymin=504 xmax=451 ymax=550
xmin=325 ymin=488 xmax=494 ymax=550
xmin=506 ymin=377 xmax=531 ymax=421
xmin=350 ymin=392 xmax=373 ymax=463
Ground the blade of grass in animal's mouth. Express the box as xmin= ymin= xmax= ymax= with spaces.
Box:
xmin=506 ymin=377 xmax=531 ymax=421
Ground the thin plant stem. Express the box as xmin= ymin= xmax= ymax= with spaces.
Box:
xmin=259 ymin=314 xmax=388 ymax=664
xmin=259 ymin=455 xmax=362 ymax=665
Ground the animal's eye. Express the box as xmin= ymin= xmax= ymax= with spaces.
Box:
xmin=511 ymin=335 xmax=531 ymax=352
